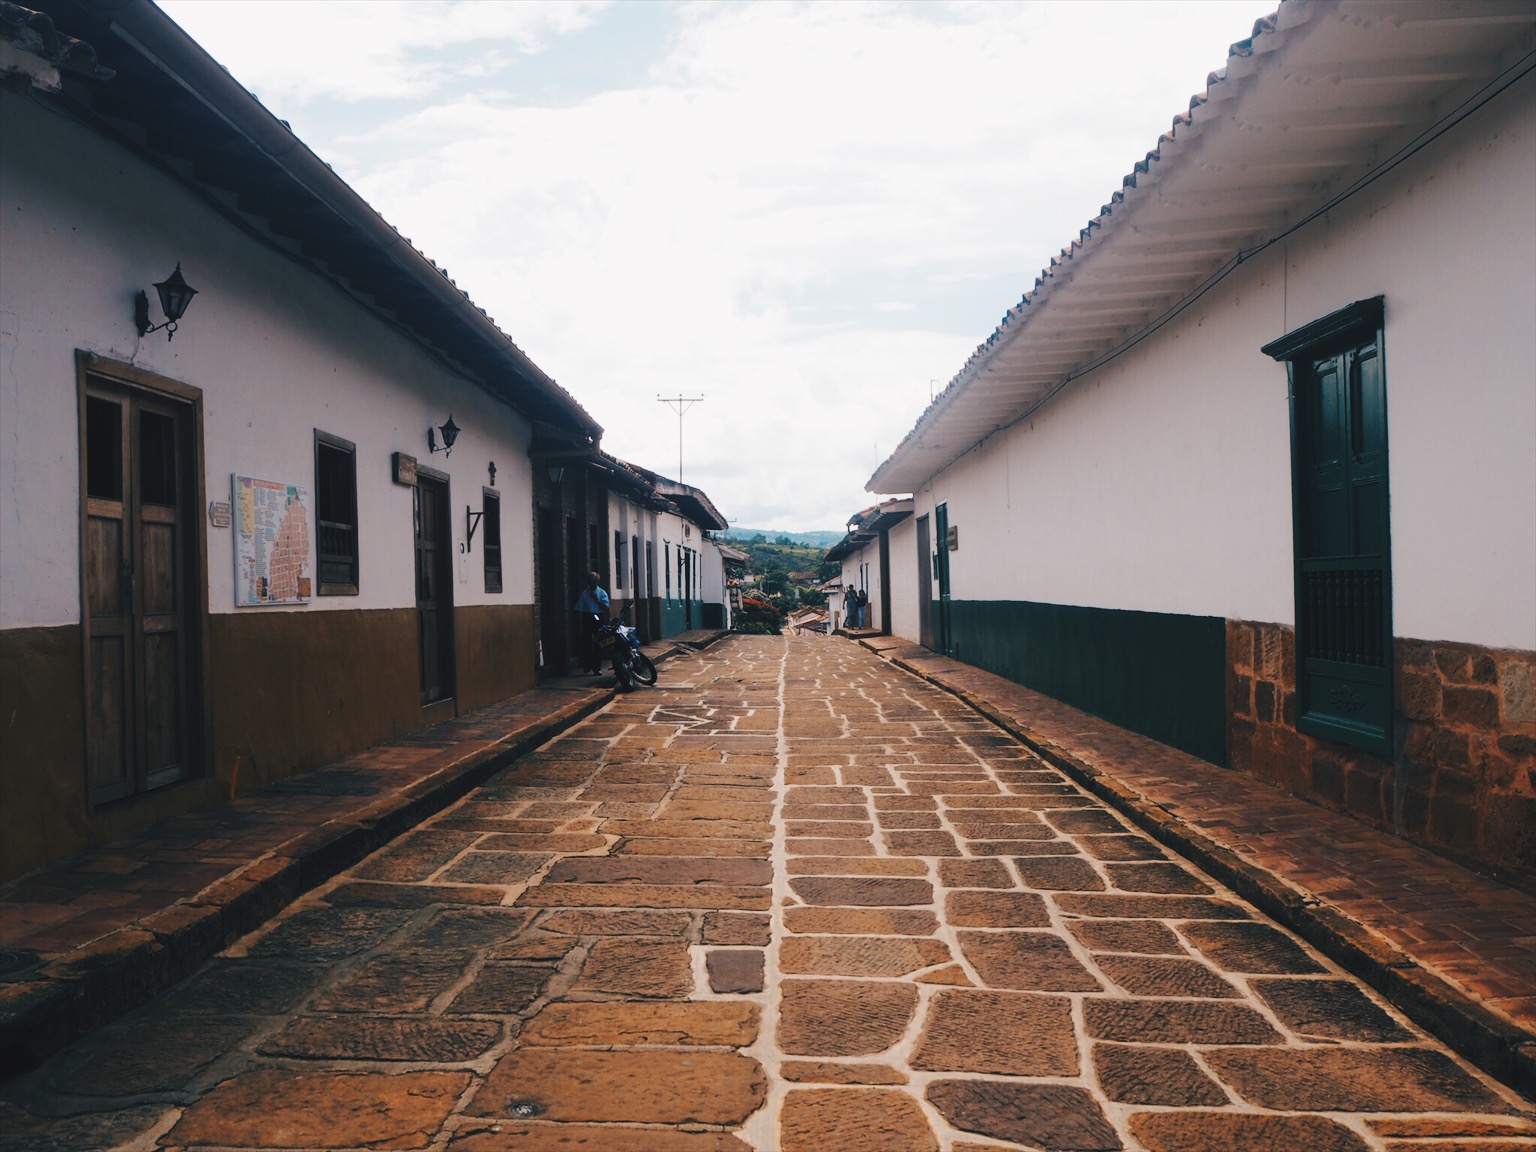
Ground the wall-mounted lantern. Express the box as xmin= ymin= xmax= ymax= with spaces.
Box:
xmin=547 ymin=464 xmax=565 ymax=486
xmin=134 ymin=263 xmax=198 ymax=340
xmin=427 ymin=414 xmax=460 ymax=458
xmin=487 ymin=461 xmax=497 ymax=487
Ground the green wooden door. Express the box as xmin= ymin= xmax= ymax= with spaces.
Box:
xmin=933 ymin=502 xmax=953 ymax=656
xmin=1266 ymin=298 xmax=1392 ymax=755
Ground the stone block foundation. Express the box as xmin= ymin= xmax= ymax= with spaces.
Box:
xmin=1228 ymin=622 xmax=1535 ymax=885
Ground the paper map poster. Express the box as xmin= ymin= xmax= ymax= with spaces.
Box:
xmin=233 ymin=474 xmax=312 ymax=606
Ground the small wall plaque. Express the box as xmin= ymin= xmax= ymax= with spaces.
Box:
xmin=946 ymin=525 xmax=959 ymax=551
xmin=208 ymin=501 xmax=232 ymax=528
xmin=393 ymin=452 xmax=418 ymax=486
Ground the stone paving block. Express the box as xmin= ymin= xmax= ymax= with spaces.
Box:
xmin=970 ymin=839 xmax=1072 ymax=855
xmin=157 ymin=958 xmax=316 ymax=1015
xmin=491 ymin=931 xmax=574 ymax=962
xmin=1054 ymin=893 xmax=1248 ymax=920
xmin=1011 ymin=855 xmax=1106 ymax=891
xmin=471 ymin=1050 xmax=766 ymax=1125
xmin=1077 ymin=834 xmax=1168 ymax=861
xmin=41 ymin=1013 xmax=255 ymax=1096
xmin=1204 ymin=1046 xmax=1516 ymax=1112
xmin=447 ymin=1123 xmax=754 ymax=1150
xmin=908 ymin=780 xmax=999 ymax=795
xmin=958 ymin=930 xmax=1102 ymax=991
xmin=786 ymin=821 xmax=874 ymax=838
xmin=1085 ymin=998 xmax=1283 ymax=1044
xmin=327 ymin=880 xmax=506 ymax=907
xmin=915 ymin=963 xmax=973 ymax=985
xmin=444 ymin=955 xmax=555 ymax=1012
xmin=1367 ymin=1118 xmax=1536 ymax=1138
xmin=0 ymin=1102 xmax=165 ymax=1152
xmin=517 ymin=884 xmax=771 ymax=910
xmin=702 ymin=911 xmax=772 ymax=945
xmin=786 ymin=838 xmax=876 ymax=856
xmin=945 ymin=890 xmax=1050 ymax=928
xmin=614 ymin=837 xmax=769 ymax=858
xmin=409 ymin=908 xmax=536 ymax=949
xmin=243 ymin=906 xmax=411 ymax=962
xmin=575 ymin=938 xmax=694 ymax=999
xmin=949 ymin=820 xmax=1052 ymax=840
xmin=1045 ymin=809 xmax=1132 ymax=834
xmin=707 ymin=949 xmax=765 ymax=992
xmin=789 ymin=876 xmax=934 ymax=906
xmin=777 ymin=979 xmax=918 ymax=1056
xmin=938 ymin=859 xmax=1014 ymax=888
xmin=661 ymin=801 xmax=776 ymax=823
xmin=876 ymin=811 xmax=943 ymax=830
xmin=1179 ymin=920 xmax=1327 ymax=974
xmin=478 ymin=833 xmax=611 ymax=853
xmin=439 ymin=852 xmax=551 ymax=885
xmin=349 ymin=831 xmax=480 ymax=882
xmin=539 ymin=909 xmax=693 ymax=936
xmin=911 ymin=989 xmax=1077 ymax=1075
xmin=1066 ymin=919 xmax=1185 ymax=954
xmin=315 ymin=949 xmax=474 ymax=1013
xmin=779 ymin=1088 xmax=938 ymax=1152
xmin=1131 ymin=1111 xmax=1371 ymax=1152
xmin=788 ymin=857 xmax=928 ymax=876
xmin=883 ymin=831 xmax=962 ymax=856
xmin=167 ymin=1069 xmax=471 ymax=1149
xmin=926 ymin=1080 xmax=1119 ymax=1151
xmin=783 ymin=907 xmax=938 ymax=936
xmin=780 ymin=1060 xmax=908 ymax=1084
xmin=1092 ymin=1043 xmax=1230 ymax=1106
xmin=1093 ymin=954 xmax=1242 ymax=999
xmin=520 ymin=1001 xmax=759 ymax=1047
xmin=873 ymin=795 xmax=937 ymax=810
xmin=602 ymin=820 xmax=773 ymax=841
xmin=260 ymin=1015 xmax=502 ymax=1061
xmin=1103 ymin=862 xmax=1213 ymax=894
xmin=782 ymin=803 xmax=869 ymax=821
xmin=544 ymin=857 xmax=772 ymax=886
xmin=779 ymin=935 xmax=952 ymax=977
xmin=1251 ymin=976 xmax=1416 ymax=1041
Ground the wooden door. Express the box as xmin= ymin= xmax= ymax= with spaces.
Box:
xmin=933 ymin=503 xmax=953 ymax=656
xmin=83 ymin=383 xmax=195 ymax=803
xmin=415 ymin=473 xmax=455 ymax=704
xmin=536 ymin=505 xmax=566 ymax=674
xmin=916 ymin=514 xmax=932 ymax=650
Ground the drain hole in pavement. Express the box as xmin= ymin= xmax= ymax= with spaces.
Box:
xmin=508 ymin=1101 xmax=542 ymax=1118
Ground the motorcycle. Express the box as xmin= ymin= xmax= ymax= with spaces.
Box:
xmin=591 ymin=609 xmax=658 ymax=691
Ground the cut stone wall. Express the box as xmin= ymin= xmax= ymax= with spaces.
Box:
xmin=1227 ymin=621 xmax=1536 ymax=886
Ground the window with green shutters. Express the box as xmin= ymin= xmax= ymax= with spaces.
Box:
xmin=1263 ymin=297 xmax=1393 ymax=756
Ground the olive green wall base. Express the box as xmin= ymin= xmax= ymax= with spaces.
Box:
xmin=1 ymin=603 xmax=539 ymax=880
xmin=941 ymin=599 xmax=1228 ymax=766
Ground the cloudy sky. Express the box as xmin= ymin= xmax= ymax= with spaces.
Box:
xmin=159 ymin=0 xmax=1274 ymax=533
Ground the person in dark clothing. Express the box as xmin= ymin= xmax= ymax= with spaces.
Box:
xmin=574 ymin=571 xmax=610 ymax=674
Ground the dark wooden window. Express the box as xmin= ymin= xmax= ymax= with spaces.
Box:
xmin=615 ymin=530 xmax=626 ymax=588
xmin=314 ymin=431 xmax=358 ymax=595
xmin=483 ymin=489 xmax=502 ymax=593
xmin=1263 ymin=297 xmax=1392 ymax=755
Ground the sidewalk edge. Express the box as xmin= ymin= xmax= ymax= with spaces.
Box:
xmin=0 ymin=688 xmax=611 ymax=1081
xmin=873 ymin=641 xmax=1536 ymax=1100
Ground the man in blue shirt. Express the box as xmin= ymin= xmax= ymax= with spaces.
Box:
xmin=574 ymin=570 xmax=610 ymax=674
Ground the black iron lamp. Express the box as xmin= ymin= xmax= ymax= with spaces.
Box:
xmin=134 ymin=263 xmax=198 ymax=340
xmin=427 ymin=414 xmax=460 ymax=457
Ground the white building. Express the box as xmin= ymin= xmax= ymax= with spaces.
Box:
xmin=0 ymin=2 xmax=603 ymax=878
xmin=868 ymin=0 xmax=1536 ymax=882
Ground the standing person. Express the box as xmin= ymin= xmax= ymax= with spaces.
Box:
xmin=855 ymin=586 xmax=869 ymax=629
xmin=574 ymin=571 xmax=610 ymax=674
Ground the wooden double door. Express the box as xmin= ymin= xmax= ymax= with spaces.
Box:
xmin=83 ymin=373 xmax=203 ymax=804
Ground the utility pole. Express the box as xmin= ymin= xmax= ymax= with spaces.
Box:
xmin=656 ymin=394 xmax=704 ymax=481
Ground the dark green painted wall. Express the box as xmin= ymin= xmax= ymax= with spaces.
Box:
xmin=943 ymin=599 xmax=1228 ymax=766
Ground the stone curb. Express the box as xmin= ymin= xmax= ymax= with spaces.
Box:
xmin=872 ymin=642 xmax=1536 ymax=1100
xmin=0 ymin=685 xmax=615 ymax=1081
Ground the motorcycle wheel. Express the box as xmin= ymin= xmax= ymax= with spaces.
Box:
xmin=630 ymin=652 xmax=658 ymax=686
xmin=612 ymin=653 xmax=634 ymax=691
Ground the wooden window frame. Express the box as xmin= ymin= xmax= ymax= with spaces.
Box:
xmin=314 ymin=429 xmax=359 ymax=596
xmin=483 ymin=487 xmax=503 ymax=594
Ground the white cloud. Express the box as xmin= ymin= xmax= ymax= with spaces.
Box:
xmin=158 ymin=0 xmax=1275 ymax=531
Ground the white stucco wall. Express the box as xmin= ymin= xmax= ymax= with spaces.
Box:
xmin=0 ymin=87 xmax=540 ymax=632
xmin=906 ymin=75 xmax=1535 ymax=652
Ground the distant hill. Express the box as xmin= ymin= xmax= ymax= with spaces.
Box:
xmin=722 ymin=528 xmax=844 ymax=548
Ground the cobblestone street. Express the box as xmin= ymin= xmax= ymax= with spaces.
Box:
xmin=3 ymin=635 xmax=1532 ymax=1151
